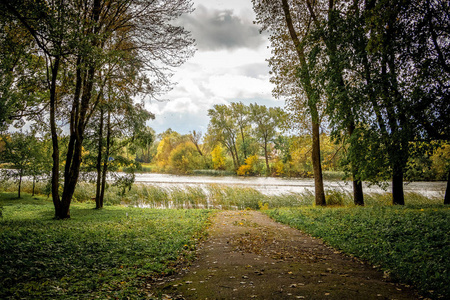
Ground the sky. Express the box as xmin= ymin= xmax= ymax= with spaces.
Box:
xmin=145 ymin=0 xmax=282 ymax=135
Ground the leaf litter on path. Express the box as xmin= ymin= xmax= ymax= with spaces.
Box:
xmin=154 ymin=210 xmax=424 ymax=299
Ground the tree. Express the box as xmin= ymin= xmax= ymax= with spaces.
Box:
xmin=155 ymin=129 xmax=187 ymax=171
xmin=230 ymin=102 xmax=252 ymax=162
xmin=0 ymin=132 xmax=40 ymax=198
xmin=211 ymin=144 xmax=226 ymax=170
xmin=319 ymin=0 xmax=449 ymax=205
xmin=252 ymin=0 xmax=326 ymax=205
xmin=2 ymin=0 xmax=195 ymax=218
xmin=249 ymin=103 xmax=286 ymax=175
xmin=401 ymin=0 xmax=450 ymax=204
xmin=135 ymin=127 xmax=155 ymax=163
xmin=189 ymin=130 xmax=204 ymax=157
xmin=207 ymin=104 xmax=241 ymax=170
xmin=168 ymin=142 xmax=202 ymax=174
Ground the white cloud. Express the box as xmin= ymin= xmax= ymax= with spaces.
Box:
xmin=145 ymin=1 xmax=281 ymax=134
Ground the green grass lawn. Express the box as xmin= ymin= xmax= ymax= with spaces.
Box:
xmin=266 ymin=205 xmax=450 ymax=299
xmin=0 ymin=193 xmax=212 ymax=299
xmin=1 ymin=190 xmax=448 ymax=299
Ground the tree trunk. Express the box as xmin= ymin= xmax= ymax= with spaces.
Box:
xmin=59 ymin=138 xmax=84 ymax=218
xmin=32 ymin=177 xmax=35 ymax=197
xmin=18 ymin=169 xmax=22 ymax=199
xmin=444 ymin=168 xmax=449 ymax=205
xmin=95 ymin=107 xmax=104 ymax=209
xmin=234 ymin=142 xmax=240 ymax=167
xmin=392 ymin=160 xmax=405 ymax=205
xmin=353 ymin=180 xmax=364 ymax=206
xmin=100 ymin=110 xmax=111 ymax=208
xmin=50 ymin=56 xmax=61 ymax=217
xmin=264 ymin=139 xmax=270 ymax=175
xmin=348 ymin=123 xmax=364 ymax=206
xmin=227 ymin=144 xmax=238 ymax=170
xmin=240 ymin=128 xmax=248 ymax=160
xmin=281 ymin=0 xmax=326 ymax=206
xmin=312 ymin=121 xmax=326 ymax=206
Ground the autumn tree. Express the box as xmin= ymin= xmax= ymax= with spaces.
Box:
xmin=252 ymin=0 xmax=326 ymax=205
xmin=2 ymin=0 xmax=195 ymax=218
xmin=207 ymin=104 xmax=241 ymax=170
xmin=249 ymin=103 xmax=286 ymax=174
xmin=155 ymin=129 xmax=188 ymax=171
xmin=230 ymin=102 xmax=252 ymax=161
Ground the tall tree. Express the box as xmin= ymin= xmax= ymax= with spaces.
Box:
xmin=2 ymin=0 xmax=195 ymax=218
xmin=300 ymin=0 xmax=366 ymax=205
xmin=249 ymin=103 xmax=286 ymax=175
xmin=253 ymin=0 xmax=326 ymax=205
xmin=230 ymin=102 xmax=251 ymax=162
xmin=401 ymin=0 xmax=450 ymax=204
xmin=321 ymin=0 xmax=449 ymax=205
xmin=207 ymin=104 xmax=240 ymax=170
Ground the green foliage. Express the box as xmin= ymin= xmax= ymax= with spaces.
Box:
xmin=405 ymin=142 xmax=450 ymax=181
xmin=168 ymin=142 xmax=203 ymax=174
xmin=266 ymin=205 xmax=450 ymax=299
xmin=0 ymin=132 xmax=51 ymax=197
xmin=325 ymin=190 xmax=348 ymax=206
xmin=0 ymin=196 xmax=212 ymax=299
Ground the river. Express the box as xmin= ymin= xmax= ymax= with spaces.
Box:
xmin=134 ymin=173 xmax=446 ymax=198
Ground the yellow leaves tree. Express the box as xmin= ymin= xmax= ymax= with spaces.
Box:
xmin=211 ymin=144 xmax=226 ymax=170
xmin=168 ymin=142 xmax=202 ymax=174
xmin=237 ymin=155 xmax=260 ymax=176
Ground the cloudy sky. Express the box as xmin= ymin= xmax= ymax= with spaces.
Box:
xmin=145 ymin=0 xmax=282 ymax=135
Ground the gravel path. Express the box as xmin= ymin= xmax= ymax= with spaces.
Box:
xmin=155 ymin=210 xmax=424 ymax=299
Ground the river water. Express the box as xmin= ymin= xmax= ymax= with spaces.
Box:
xmin=134 ymin=173 xmax=446 ymax=198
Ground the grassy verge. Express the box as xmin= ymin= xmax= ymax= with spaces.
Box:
xmin=265 ymin=205 xmax=450 ymax=299
xmin=0 ymin=194 xmax=212 ymax=299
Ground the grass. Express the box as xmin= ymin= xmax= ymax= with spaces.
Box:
xmin=265 ymin=204 xmax=450 ymax=299
xmin=0 ymin=194 xmax=212 ymax=299
xmin=1 ymin=180 xmax=448 ymax=299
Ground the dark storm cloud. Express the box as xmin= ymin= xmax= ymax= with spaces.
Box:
xmin=178 ymin=5 xmax=266 ymax=51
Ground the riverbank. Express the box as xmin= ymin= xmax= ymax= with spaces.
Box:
xmin=133 ymin=173 xmax=446 ymax=198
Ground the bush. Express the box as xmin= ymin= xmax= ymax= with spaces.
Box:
xmin=168 ymin=142 xmax=203 ymax=174
xmin=237 ymin=155 xmax=261 ymax=176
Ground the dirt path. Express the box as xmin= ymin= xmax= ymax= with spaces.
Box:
xmin=155 ymin=210 xmax=423 ymax=299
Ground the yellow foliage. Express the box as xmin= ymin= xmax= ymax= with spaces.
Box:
xmin=258 ymin=201 xmax=269 ymax=210
xmin=237 ymin=155 xmax=259 ymax=176
xmin=155 ymin=137 xmax=173 ymax=168
xmin=274 ymin=160 xmax=285 ymax=176
xmin=211 ymin=145 xmax=226 ymax=170
xmin=237 ymin=164 xmax=252 ymax=176
xmin=431 ymin=143 xmax=450 ymax=178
